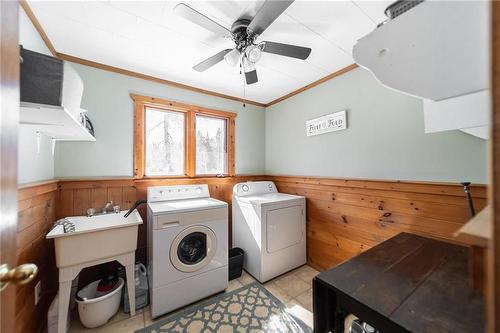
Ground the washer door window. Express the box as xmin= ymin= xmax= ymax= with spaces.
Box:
xmin=170 ymin=226 xmax=217 ymax=273
xmin=177 ymin=232 xmax=206 ymax=265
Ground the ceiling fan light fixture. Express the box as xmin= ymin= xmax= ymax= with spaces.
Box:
xmin=242 ymin=56 xmax=258 ymax=84
xmin=246 ymin=45 xmax=262 ymax=63
xmin=242 ymin=56 xmax=255 ymax=73
xmin=176 ymin=0 xmax=310 ymax=86
xmin=224 ymin=49 xmax=240 ymax=67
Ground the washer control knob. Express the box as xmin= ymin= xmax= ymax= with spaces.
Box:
xmin=159 ymin=190 xmax=164 ymax=195
xmin=195 ymin=186 xmax=203 ymax=193
xmin=242 ymin=185 xmax=249 ymax=192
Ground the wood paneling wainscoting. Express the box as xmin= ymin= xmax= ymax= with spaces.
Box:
xmin=266 ymin=176 xmax=487 ymax=271
xmin=17 ymin=175 xmax=487 ymax=332
xmin=17 ymin=181 xmax=58 ymax=333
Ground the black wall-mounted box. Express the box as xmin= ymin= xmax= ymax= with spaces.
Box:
xmin=20 ymin=46 xmax=64 ymax=106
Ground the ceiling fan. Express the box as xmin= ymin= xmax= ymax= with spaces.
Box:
xmin=174 ymin=0 xmax=312 ymax=85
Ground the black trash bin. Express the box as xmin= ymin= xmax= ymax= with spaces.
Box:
xmin=228 ymin=248 xmax=244 ymax=281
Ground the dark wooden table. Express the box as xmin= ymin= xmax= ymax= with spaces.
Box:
xmin=313 ymin=233 xmax=484 ymax=333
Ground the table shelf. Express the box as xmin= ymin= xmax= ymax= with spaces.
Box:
xmin=20 ymin=102 xmax=95 ymax=142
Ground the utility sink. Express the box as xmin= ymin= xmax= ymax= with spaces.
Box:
xmin=48 ymin=210 xmax=143 ymax=332
xmin=46 ymin=210 xmax=143 ymax=268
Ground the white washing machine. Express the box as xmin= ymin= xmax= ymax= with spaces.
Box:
xmin=232 ymin=181 xmax=306 ymax=282
xmin=147 ymin=184 xmax=228 ymax=318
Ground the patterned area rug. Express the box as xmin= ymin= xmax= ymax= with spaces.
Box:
xmin=136 ymin=282 xmax=312 ymax=333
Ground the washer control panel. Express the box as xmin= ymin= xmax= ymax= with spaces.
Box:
xmin=148 ymin=184 xmax=209 ymax=202
xmin=233 ymin=181 xmax=277 ymax=197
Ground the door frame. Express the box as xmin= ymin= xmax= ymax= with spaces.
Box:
xmin=0 ymin=1 xmax=19 ymax=332
xmin=490 ymin=2 xmax=500 ymax=332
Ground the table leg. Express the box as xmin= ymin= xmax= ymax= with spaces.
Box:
xmin=125 ymin=263 xmax=136 ymax=316
xmin=58 ymin=279 xmax=72 ymax=333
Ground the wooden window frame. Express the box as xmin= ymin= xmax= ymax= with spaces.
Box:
xmin=132 ymin=93 xmax=236 ymax=179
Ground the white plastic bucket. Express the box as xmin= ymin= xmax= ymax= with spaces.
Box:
xmin=76 ymin=278 xmax=124 ymax=328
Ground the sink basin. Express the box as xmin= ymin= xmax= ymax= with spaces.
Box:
xmin=46 ymin=210 xmax=143 ymax=268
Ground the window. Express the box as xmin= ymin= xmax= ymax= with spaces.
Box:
xmin=145 ymin=107 xmax=185 ymax=176
xmin=132 ymin=94 xmax=235 ymax=178
xmin=196 ymin=115 xmax=227 ymax=175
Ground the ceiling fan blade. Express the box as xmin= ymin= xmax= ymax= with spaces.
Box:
xmin=261 ymin=41 xmax=311 ymax=60
xmin=245 ymin=70 xmax=258 ymax=84
xmin=247 ymin=0 xmax=294 ymax=36
xmin=174 ymin=3 xmax=232 ymax=38
xmin=193 ymin=49 xmax=232 ymax=72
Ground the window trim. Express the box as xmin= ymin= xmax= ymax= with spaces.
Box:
xmin=132 ymin=94 xmax=236 ymax=179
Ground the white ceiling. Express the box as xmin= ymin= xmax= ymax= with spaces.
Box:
xmin=28 ymin=0 xmax=392 ymax=104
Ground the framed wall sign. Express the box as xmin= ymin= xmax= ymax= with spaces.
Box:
xmin=306 ymin=110 xmax=347 ymax=137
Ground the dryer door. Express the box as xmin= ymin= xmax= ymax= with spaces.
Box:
xmin=170 ymin=226 xmax=217 ymax=273
xmin=266 ymin=205 xmax=303 ymax=253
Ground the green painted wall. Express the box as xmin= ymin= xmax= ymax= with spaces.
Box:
xmin=265 ymin=68 xmax=488 ymax=184
xmin=55 ymin=63 xmax=266 ymax=178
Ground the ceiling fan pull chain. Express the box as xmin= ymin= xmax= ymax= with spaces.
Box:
xmin=241 ymin=62 xmax=246 ymax=108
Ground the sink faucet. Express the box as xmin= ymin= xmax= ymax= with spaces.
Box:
xmin=102 ymin=201 xmax=114 ymax=214
xmin=87 ymin=208 xmax=96 ymax=217
xmin=86 ymin=202 xmax=120 ymax=217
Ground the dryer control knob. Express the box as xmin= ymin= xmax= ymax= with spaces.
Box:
xmin=195 ymin=186 xmax=202 ymax=193
xmin=242 ymin=185 xmax=249 ymax=192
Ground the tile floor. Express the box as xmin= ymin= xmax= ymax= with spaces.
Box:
xmin=68 ymin=265 xmax=319 ymax=333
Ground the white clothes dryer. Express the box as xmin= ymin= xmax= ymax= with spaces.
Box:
xmin=232 ymin=181 xmax=306 ymax=282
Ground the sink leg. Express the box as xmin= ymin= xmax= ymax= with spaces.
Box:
xmin=58 ymin=279 xmax=72 ymax=333
xmin=125 ymin=263 xmax=136 ymax=316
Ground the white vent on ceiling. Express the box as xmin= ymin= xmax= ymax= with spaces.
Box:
xmin=384 ymin=0 xmax=424 ymax=20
